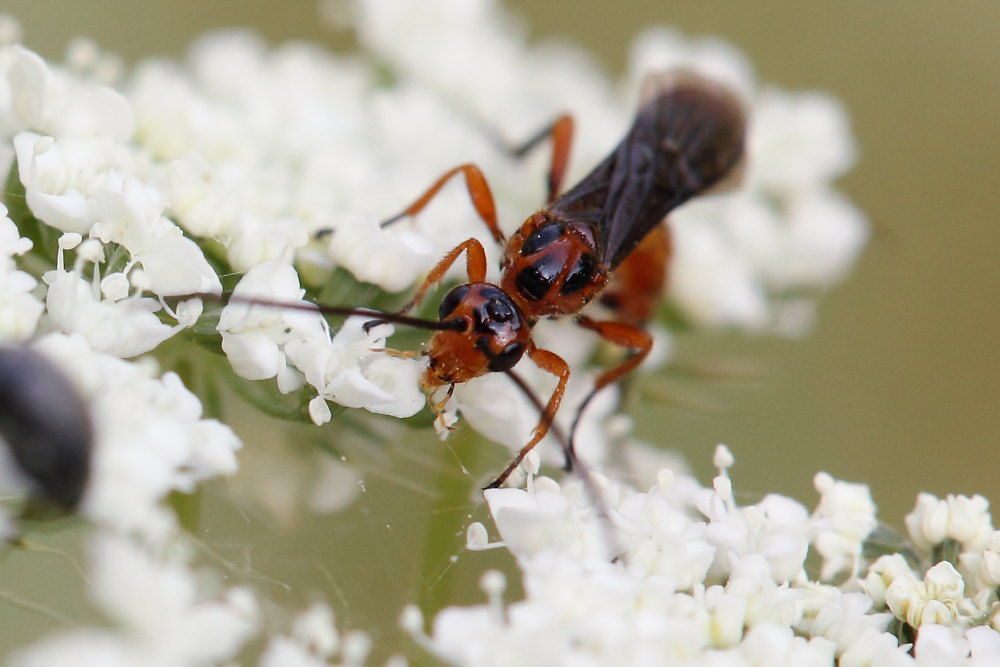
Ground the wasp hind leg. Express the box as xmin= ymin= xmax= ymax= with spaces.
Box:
xmin=499 ymin=114 xmax=574 ymax=204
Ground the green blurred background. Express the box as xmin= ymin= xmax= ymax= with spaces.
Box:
xmin=3 ymin=0 xmax=999 ymax=660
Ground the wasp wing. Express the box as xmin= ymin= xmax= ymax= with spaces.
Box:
xmin=552 ymin=72 xmax=746 ymax=271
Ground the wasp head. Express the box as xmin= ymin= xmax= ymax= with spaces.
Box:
xmin=421 ymin=282 xmax=529 ymax=388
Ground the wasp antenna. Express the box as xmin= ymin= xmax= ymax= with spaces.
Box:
xmin=380 ymin=212 xmax=407 ymax=228
xmin=360 ymin=314 xmax=466 ymax=334
xmin=220 ymin=294 xmax=464 ymax=333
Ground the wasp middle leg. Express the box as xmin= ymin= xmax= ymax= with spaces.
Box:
xmin=565 ymin=315 xmax=654 ymax=468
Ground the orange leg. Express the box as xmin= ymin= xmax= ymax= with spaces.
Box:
xmin=577 ymin=316 xmax=653 ymax=392
xmin=380 ymin=114 xmax=573 ymax=243
xmin=485 ymin=343 xmax=571 ymax=489
xmin=394 ymin=237 xmax=489 ymax=316
xmin=363 ymin=237 xmax=489 ymax=333
xmin=381 ymin=163 xmax=505 ymax=245
xmin=505 ymin=114 xmax=575 ymax=203
xmin=503 ymin=367 xmax=571 ymax=461
xmin=429 ymin=383 xmax=457 ymax=432
xmin=566 ymin=316 xmax=654 ymax=466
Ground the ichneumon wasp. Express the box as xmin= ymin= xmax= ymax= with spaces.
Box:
xmin=295 ymin=69 xmax=748 ymax=488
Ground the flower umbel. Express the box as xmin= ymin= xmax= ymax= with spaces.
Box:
xmin=418 ymin=454 xmax=1000 ymax=666
xmin=2 ymin=1 xmax=982 ymax=665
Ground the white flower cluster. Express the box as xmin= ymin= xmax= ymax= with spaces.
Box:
xmin=217 ymin=259 xmax=425 ymax=422
xmin=412 ymin=450 xmax=1000 ymax=666
xmin=0 ymin=18 xmax=243 ymax=527
xmin=10 ymin=533 xmax=258 ymax=667
xmin=0 ymin=11 xmax=400 ymax=666
xmin=0 ymin=0 xmax=884 ymax=663
xmin=0 ymin=202 xmax=42 ymax=340
xmin=32 ymin=332 xmax=241 ymax=535
xmin=10 ymin=531 xmax=379 ymax=667
xmin=2 ymin=0 xmax=869 ymax=461
xmin=869 ymin=493 xmax=1000 ymax=627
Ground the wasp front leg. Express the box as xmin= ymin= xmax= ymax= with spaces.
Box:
xmin=391 ymin=237 xmax=489 ymax=319
xmin=381 ymin=163 xmax=505 ymax=245
xmin=379 ymin=113 xmax=573 ymax=250
xmin=426 ymin=383 xmax=457 ymax=433
xmin=485 ymin=343 xmax=570 ymax=489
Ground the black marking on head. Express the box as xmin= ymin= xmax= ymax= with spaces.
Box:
xmin=488 ymin=341 xmax=525 ymax=372
xmin=471 ymin=286 xmax=523 ymax=336
xmin=484 ymin=293 xmax=517 ymax=324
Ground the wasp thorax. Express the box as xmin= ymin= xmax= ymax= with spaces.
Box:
xmin=501 ymin=217 xmax=608 ymax=319
xmin=422 ymin=282 xmax=530 ymax=386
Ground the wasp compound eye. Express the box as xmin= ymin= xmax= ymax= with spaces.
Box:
xmin=0 ymin=346 xmax=92 ymax=510
xmin=439 ymin=284 xmax=472 ymax=320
